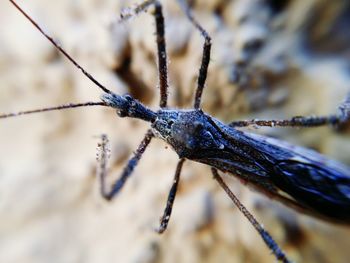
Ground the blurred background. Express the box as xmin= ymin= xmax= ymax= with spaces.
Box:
xmin=0 ymin=0 xmax=350 ymax=262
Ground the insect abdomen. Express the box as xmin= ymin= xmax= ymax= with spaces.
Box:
xmin=273 ymin=160 xmax=350 ymax=222
xmin=196 ymin=121 xmax=350 ymax=223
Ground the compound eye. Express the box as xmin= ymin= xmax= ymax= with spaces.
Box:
xmin=167 ymin=119 xmax=175 ymax=129
xmin=193 ymin=121 xmax=204 ymax=132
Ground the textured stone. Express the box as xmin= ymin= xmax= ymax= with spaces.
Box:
xmin=0 ymin=1 xmax=350 ymax=263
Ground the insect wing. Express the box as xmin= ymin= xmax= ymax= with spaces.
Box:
xmin=244 ymin=132 xmax=350 ymax=222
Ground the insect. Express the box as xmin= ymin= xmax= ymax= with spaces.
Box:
xmin=1 ymin=0 xmax=350 ymax=262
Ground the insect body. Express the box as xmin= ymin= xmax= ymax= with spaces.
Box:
xmin=3 ymin=0 xmax=350 ymax=262
xmin=103 ymin=92 xmax=350 ymax=224
xmin=161 ymin=110 xmax=350 ymax=222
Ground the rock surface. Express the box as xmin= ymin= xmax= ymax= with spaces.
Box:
xmin=0 ymin=0 xmax=350 ymax=262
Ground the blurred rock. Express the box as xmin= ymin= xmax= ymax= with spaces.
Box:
xmin=0 ymin=0 xmax=349 ymax=263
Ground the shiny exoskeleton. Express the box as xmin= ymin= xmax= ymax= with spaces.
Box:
xmin=151 ymin=108 xmax=350 ymax=223
xmin=5 ymin=1 xmax=350 ymax=262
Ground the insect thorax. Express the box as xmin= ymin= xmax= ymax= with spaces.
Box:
xmin=151 ymin=109 xmax=225 ymax=158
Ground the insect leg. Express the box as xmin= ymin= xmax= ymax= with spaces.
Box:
xmin=229 ymin=115 xmax=341 ymax=128
xmin=119 ymin=0 xmax=156 ymax=20
xmin=96 ymin=134 xmax=111 ymax=198
xmin=97 ymin=129 xmax=154 ymax=201
xmin=157 ymin=158 xmax=185 ymax=233
xmin=229 ymin=92 xmax=350 ymax=129
xmin=120 ymin=0 xmax=169 ymax=108
xmin=153 ymin=1 xmax=169 ymax=108
xmin=177 ymin=0 xmax=211 ymax=109
xmin=212 ymin=168 xmax=291 ymax=263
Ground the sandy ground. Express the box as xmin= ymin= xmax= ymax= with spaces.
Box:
xmin=0 ymin=0 xmax=350 ymax=262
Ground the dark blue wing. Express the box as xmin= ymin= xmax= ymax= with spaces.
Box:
xmin=273 ymin=160 xmax=350 ymax=221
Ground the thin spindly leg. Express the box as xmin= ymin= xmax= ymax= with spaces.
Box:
xmin=177 ymin=0 xmax=211 ymax=109
xmin=119 ymin=0 xmax=169 ymax=108
xmin=154 ymin=1 xmax=169 ymax=108
xmin=96 ymin=134 xmax=111 ymax=198
xmin=97 ymin=130 xmax=154 ymax=201
xmin=119 ymin=0 xmax=156 ymax=20
xmin=229 ymin=92 xmax=350 ymax=129
xmin=229 ymin=115 xmax=342 ymax=128
xmin=212 ymin=168 xmax=291 ymax=263
xmin=157 ymin=159 xmax=185 ymax=233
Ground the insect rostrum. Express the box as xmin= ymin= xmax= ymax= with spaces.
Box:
xmin=3 ymin=0 xmax=350 ymax=262
xmin=102 ymin=92 xmax=350 ymax=223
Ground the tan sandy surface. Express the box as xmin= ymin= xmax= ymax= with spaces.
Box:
xmin=1 ymin=0 xmax=350 ymax=262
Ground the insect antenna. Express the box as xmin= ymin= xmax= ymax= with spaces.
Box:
xmin=177 ymin=0 xmax=211 ymax=109
xmin=212 ymin=168 xmax=291 ymax=263
xmin=3 ymin=0 xmax=115 ymax=119
xmin=0 ymin=102 xmax=106 ymax=119
xmin=6 ymin=0 xmax=159 ymax=202
xmin=5 ymin=1 xmax=297 ymax=262
xmin=9 ymin=0 xmax=112 ymax=95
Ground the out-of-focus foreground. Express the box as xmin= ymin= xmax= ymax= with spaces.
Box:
xmin=0 ymin=0 xmax=350 ymax=262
